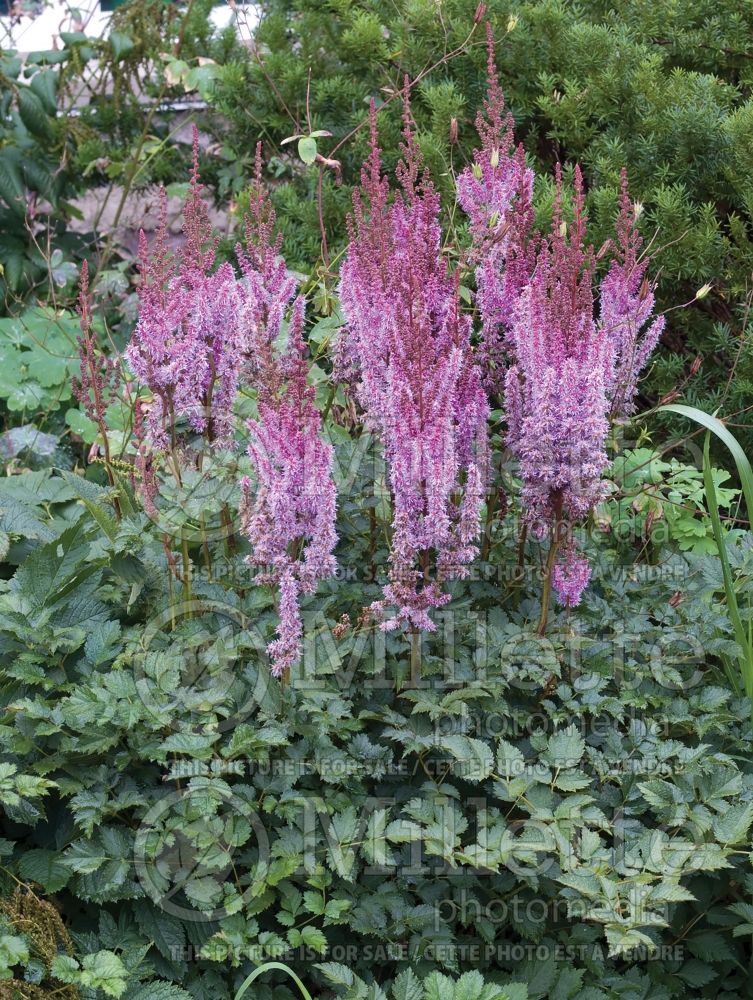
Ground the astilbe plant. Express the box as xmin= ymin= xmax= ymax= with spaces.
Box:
xmin=236 ymin=144 xmax=299 ymax=379
xmin=502 ymin=168 xmax=662 ymax=618
xmin=455 ymin=37 xmax=664 ymax=620
xmin=239 ymin=159 xmax=337 ymax=676
xmin=505 ymin=167 xmax=609 ymax=534
xmin=339 ymin=94 xmax=489 ymax=636
xmin=120 ymin=78 xmax=662 ymax=658
xmin=126 ymin=135 xmax=337 ymax=673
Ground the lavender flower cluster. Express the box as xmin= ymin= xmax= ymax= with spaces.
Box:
xmin=339 ymin=96 xmax=489 ymax=633
xmin=120 ymin=56 xmax=663 ymax=669
xmin=452 ymin=32 xmax=664 ymax=607
xmin=127 ymin=133 xmax=246 ymax=450
xmin=239 ymin=151 xmax=337 ymax=673
xmin=129 ymin=133 xmax=337 ymax=675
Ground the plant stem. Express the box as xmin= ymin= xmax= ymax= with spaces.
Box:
xmin=321 ymin=383 xmax=337 ymax=423
xmin=181 ymin=532 xmax=192 ymax=611
xmin=164 ymin=532 xmax=176 ymax=627
xmin=515 ymin=521 xmax=528 ymax=584
xmin=480 ymin=488 xmax=497 ymax=562
xmin=410 ymin=629 xmax=421 ymax=687
xmin=201 ymin=515 xmax=212 ymax=582
xmin=221 ymin=504 xmax=236 ymax=557
xmin=368 ymin=505 xmax=377 ymax=582
xmin=537 ymin=500 xmax=568 ymax=638
xmin=537 ymin=536 xmax=560 ymax=637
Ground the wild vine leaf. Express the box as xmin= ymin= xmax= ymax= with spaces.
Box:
xmin=18 ymin=848 xmax=70 ymax=892
xmin=298 ymin=136 xmax=318 ymax=165
xmin=17 ymin=86 xmax=54 ymax=141
xmin=713 ymin=802 xmax=753 ymax=845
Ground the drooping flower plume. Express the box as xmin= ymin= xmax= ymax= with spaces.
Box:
xmin=339 ymin=91 xmax=489 ymax=632
xmin=551 ymin=541 xmax=591 ymax=609
xmin=127 ymin=127 xmax=246 ymax=450
xmin=236 ymin=143 xmax=299 ymax=382
xmin=239 ymin=167 xmax=337 ymax=676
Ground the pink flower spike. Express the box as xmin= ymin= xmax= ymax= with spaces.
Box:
xmin=457 ymin=23 xmax=535 ymax=392
xmin=127 ymin=126 xmax=247 ymax=449
xmin=339 ymin=90 xmax=489 ymax=633
xmin=238 ymin=174 xmax=338 ymax=675
xmin=552 ymin=543 xmax=591 ymax=608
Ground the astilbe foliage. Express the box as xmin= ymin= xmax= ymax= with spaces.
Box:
xmin=339 ymin=94 xmax=489 ymax=632
xmin=239 ymin=169 xmax=337 ymax=676
xmin=127 ymin=127 xmax=247 ymax=452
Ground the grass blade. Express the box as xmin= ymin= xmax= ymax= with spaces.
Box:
xmin=661 ymin=404 xmax=753 ymax=521
xmin=661 ymin=404 xmax=753 ymax=714
xmin=703 ymin=433 xmax=753 ymax=700
xmin=235 ymin=962 xmax=314 ymax=1000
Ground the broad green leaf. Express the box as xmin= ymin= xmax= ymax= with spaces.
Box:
xmin=127 ymin=985 xmax=194 ymax=1000
xmin=298 ymin=136 xmax=318 ymax=165
xmin=80 ymin=950 xmax=128 ymax=997
xmin=109 ymin=31 xmax=134 ymax=60
xmin=441 ymin=735 xmax=493 ymax=781
xmin=18 ymin=848 xmax=70 ymax=891
xmin=58 ymin=470 xmax=118 ymax=541
xmin=393 ymin=969 xmax=424 ymax=1000
xmin=713 ymin=801 xmax=753 ymax=844
xmin=545 ymin=726 xmax=585 ymax=768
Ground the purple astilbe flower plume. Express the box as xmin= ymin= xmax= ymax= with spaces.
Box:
xmin=551 ymin=542 xmax=591 ymax=608
xmin=236 ymin=143 xmax=298 ymax=383
xmin=506 ymin=165 xmax=611 ymax=530
xmin=506 ymin=167 xmax=612 ymax=612
xmin=127 ymin=126 xmax=246 ymax=450
xmin=239 ymin=183 xmax=337 ymax=676
xmin=457 ymin=23 xmax=535 ymax=392
xmin=507 ymin=167 xmax=663 ymax=614
xmin=600 ymin=170 xmax=665 ymax=419
xmin=339 ymin=89 xmax=489 ymax=633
